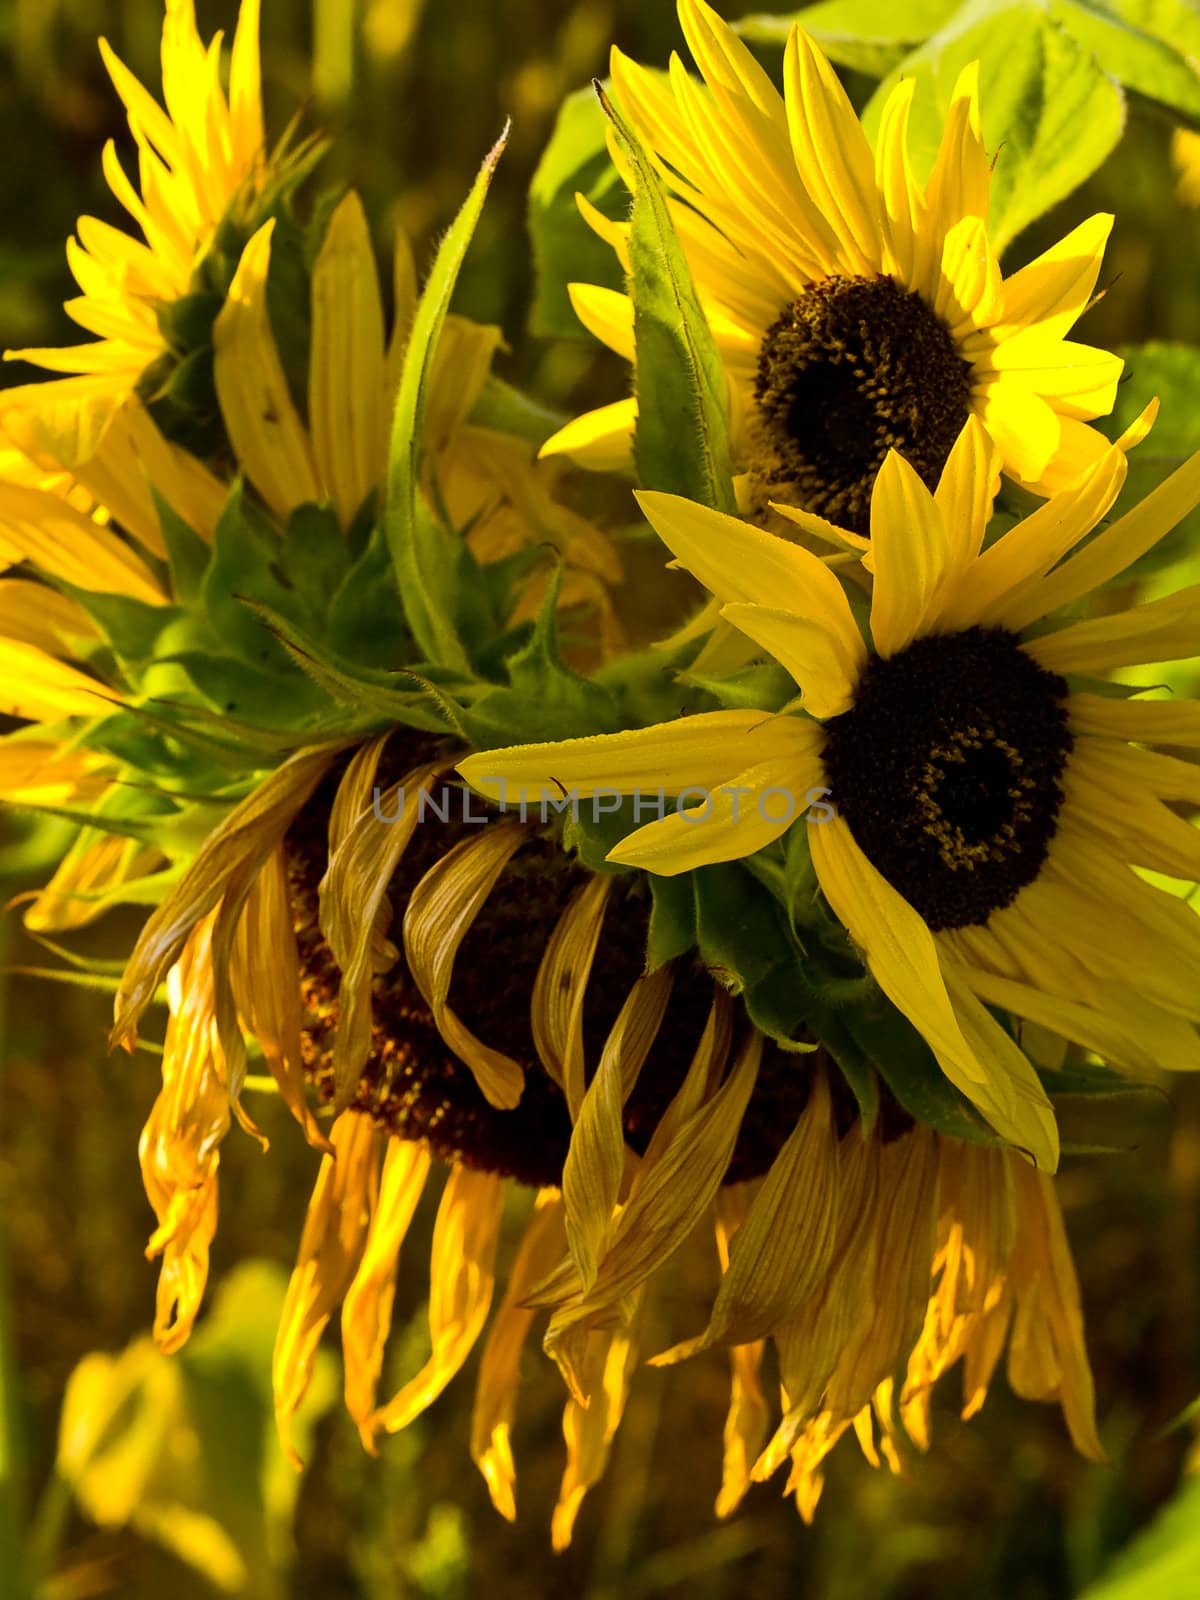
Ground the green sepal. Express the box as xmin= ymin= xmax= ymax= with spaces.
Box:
xmin=54 ymin=584 xmax=181 ymax=670
xmin=244 ymin=601 xmax=464 ymax=736
xmin=528 ymin=82 xmax=627 ymax=340
xmin=150 ymin=487 xmax=212 ymax=605
xmin=469 ymin=374 xmax=569 ymax=448
xmin=841 ymin=999 xmax=1001 ymax=1146
xmin=598 ymin=83 xmax=737 ymax=515
xmin=646 ymin=874 xmax=697 ymax=972
xmin=385 ymin=130 xmax=509 ymax=673
xmin=680 ymin=663 xmax=797 ymax=713
xmin=162 ymin=649 xmax=331 ymax=726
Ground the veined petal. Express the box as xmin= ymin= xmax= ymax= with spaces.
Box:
xmin=994 ymin=214 xmax=1113 ymax=344
xmin=720 ymin=602 xmax=860 ymax=715
xmin=781 ymin=27 xmax=882 ymax=275
xmin=636 ymin=491 xmax=864 ymax=653
xmin=932 ymin=414 xmax=1001 ymax=583
xmin=471 ymin=1193 xmax=567 ymax=1521
xmin=875 ymin=76 xmax=922 ymax=283
xmin=309 ymin=191 xmax=387 ymax=529
xmin=935 ymin=443 xmax=1127 ymax=631
xmin=401 ymin=824 xmax=528 ymax=1109
xmin=212 ymin=220 xmax=320 ymax=518
xmin=371 ymin=1165 xmax=504 ymax=1436
xmin=551 ymin=1319 xmax=639 ymax=1551
xmin=562 ymin=967 xmax=674 ymax=1288
xmin=342 ymin=1140 xmax=432 ymax=1448
xmin=808 ymin=817 xmax=1053 ymax=1161
xmin=1068 ymin=692 xmax=1200 ymax=747
xmin=866 ymin=450 xmax=950 ymax=654
xmin=935 ymin=215 xmax=1002 ymax=330
xmin=531 ymin=874 xmax=613 ymax=1115
xmin=1007 ymin=449 xmax=1200 ymax=629
xmin=653 ymin=1069 xmax=838 ymax=1359
xmin=1027 ymin=585 xmax=1200 ymax=675
xmin=457 ymin=708 xmax=821 ymax=805
xmin=113 ymin=743 xmax=339 ymax=1048
xmin=608 ymin=745 xmax=826 ymax=876
xmin=0 ymin=639 xmax=117 ymax=722
xmin=273 ymin=1112 xmax=382 ymax=1464
xmin=0 ymin=480 xmax=165 ymax=602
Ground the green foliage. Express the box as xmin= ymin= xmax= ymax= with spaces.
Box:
xmin=1079 ymin=1473 xmax=1200 ymax=1599
xmin=527 ymin=84 xmax=628 ymax=339
xmin=598 ymin=85 xmax=737 ymax=513
xmin=385 ymin=131 xmax=509 ymax=674
xmin=742 ymin=0 xmax=1200 ymax=130
xmin=862 ymin=0 xmax=1126 ymax=254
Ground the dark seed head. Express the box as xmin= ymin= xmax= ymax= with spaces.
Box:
xmin=754 ymin=274 xmax=974 ymax=535
xmin=285 ymin=741 xmax=885 ymax=1187
xmin=821 ymin=626 xmax=1073 ymax=931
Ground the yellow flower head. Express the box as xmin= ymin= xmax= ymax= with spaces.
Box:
xmin=6 ymin=0 xmax=265 ymax=423
xmin=546 ymin=0 xmax=1123 ymax=529
xmin=461 ymin=413 xmax=1200 ymax=1172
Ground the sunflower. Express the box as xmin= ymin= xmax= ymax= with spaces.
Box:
xmin=460 ymin=415 xmax=1200 ymax=1171
xmin=3 ymin=0 xmax=268 ymax=460
xmin=109 ymin=728 xmax=1101 ymax=1537
xmin=545 ymin=0 xmax=1123 ymax=530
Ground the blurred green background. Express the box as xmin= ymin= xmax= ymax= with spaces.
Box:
xmin=3 ymin=2 xmax=1200 ymax=1597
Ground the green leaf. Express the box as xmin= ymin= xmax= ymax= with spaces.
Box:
xmin=680 ymin=662 xmax=796 ymax=713
xmin=737 ymin=0 xmax=958 ymax=74
xmin=598 ymin=84 xmax=737 ymax=514
xmin=1079 ymin=1474 xmax=1200 ymax=1600
xmin=843 ymin=999 xmax=1000 ymax=1145
xmin=1051 ymin=0 xmax=1200 ymax=129
xmin=528 ymin=83 xmax=628 ymax=340
xmin=501 ymin=563 xmax=621 ymax=732
xmin=863 ymin=0 xmax=1126 ymax=254
xmin=385 ymin=130 xmax=508 ymax=674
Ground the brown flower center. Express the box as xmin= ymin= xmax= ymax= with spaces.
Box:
xmin=754 ymin=274 xmax=974 ymax=535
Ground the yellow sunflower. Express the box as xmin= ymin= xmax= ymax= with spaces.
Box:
xmin=3 ymin=0 xmax=266 ymax=457
xmin=460 ymin=414 xmax=1200 ymax=1170
xmin=108 ymin=730 xmax=1100 ymax=1537
xmin=545 ymin=0 xmax=1123 ymax=531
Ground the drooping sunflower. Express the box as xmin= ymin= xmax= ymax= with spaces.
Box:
xmin=3 ymin=0 xmax=270 ymax=458
xmin=461 ymin=415 xmax=1200 ymax=1170
xmin=109 ymin=726 xmax=1101 ymax=1537
xmin=546 ymin=0 xmax=1123 ymax=531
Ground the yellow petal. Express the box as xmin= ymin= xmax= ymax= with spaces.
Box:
xmin=719 ymin=602 xmax=860 ymax=715
xmin=808 ymin=817 xmax=1052 ymax=1160
xmin=932 ymin=413 xmax=1001 ymax=585
xmin=342 ymin=1140 xmax=432 ymax=1447
xmin=1007 ymin=448 xmax=1200 ymax=629
xmin=1027 ymin=584 xmax=1200 ymax=675
xmin=113 ymin=743 xmax=339 ymax=1048
xmin=994 ymin=214 xmax=1113 ymax=344
xmin=653 ymin=1069 xmax=838 ymax=1359
xmin=531 ymin=874 xmax=613 ymax=1116
xmin=273 ymin=1112 xmax=381 ymax=1464
xmin=401 ymin=823 xmax=528 ymax=1109
xmin=562 ymin=967 xmax=674 ymax=1287
xmin=213 ymin=220 xmax=320 ymax=518
xmin=0 ymin=479 xmax=165 ymax=603
xmin=1068 ymin=692 xmax=1200 ymax=747
xmin=551 ymin=1319 xmax=640 ymax=1551
xmin=866 ymin=450 xmax=950 ymax=655
xmin=371 ymin=1164 xmax=504 ymax=1435
xmin=608 ymin=744 xmax=826 ymax=877
xmin=539 ymin=398 xmax=637 ymax=471
xmin=309 ymin=191 xmax=387 ymax=528
xmin=471 ymin=1193 xmax=567 ymax=1521
xmin=0 ymin=638 xmax=117 ymax=723
xmin=457 ymin=708 xmax=821 ymax=806
xmin=0 ymin=581 xmax=99 ymax=656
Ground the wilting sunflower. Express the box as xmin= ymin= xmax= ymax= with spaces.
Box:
xmin=3 ymin=0 xmax=270 ymax=461
xmin=546 ymin=0 xmax=1123 ymax=530
xmin=460 ymin=414 xmax=1200 ymax=1170
xmin=109 ymin=727 xmax=1101 ymax=1537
